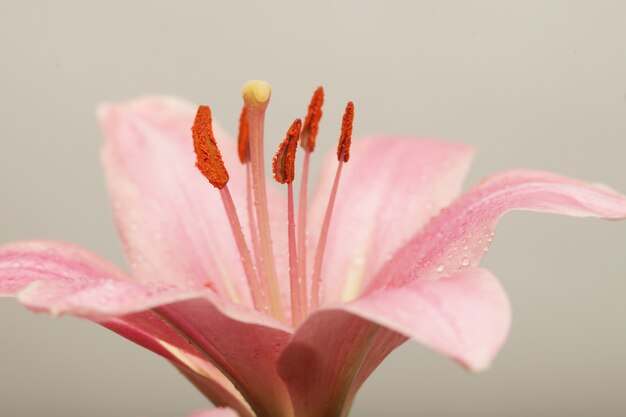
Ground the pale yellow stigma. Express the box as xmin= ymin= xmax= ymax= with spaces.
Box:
xmin=241 ymin=80 xmax=272 ymax=106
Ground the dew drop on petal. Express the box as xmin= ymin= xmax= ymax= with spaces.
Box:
xmin=436 ymin=264 xmax=445 ymax=273
xmin=461 ymin=257 xmax=470 ymax=267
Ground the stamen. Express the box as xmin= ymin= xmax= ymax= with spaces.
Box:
xmin=219 ymin=186 xmax=267 ymax=312
xmin=192 ymin=105 xmax=266 ymax=312
xmin=192 ymin=106 xmax=229 ymax=189
xmin=337 ymin=101 xmax=354 ymax=162
xmin=241 ymin=80 xmax=285 ymax=322
xmin=297 ymin=87 xmax=325 ymax=317
xmin=237 ymin=105 xmax=250 ymax=163
xmin=300 ymin=86 xmax=324 ymax=152
xmin=272 ymin=119 xmax=302 ymax=184
xmin=272 ymin=119 xmax=304 ymax=325
xmin=310 ymin=101 xmax=355 ymax=309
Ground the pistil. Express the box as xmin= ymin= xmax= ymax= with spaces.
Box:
xmin=238 ymin=106 xmax=263 ymax=296
xmin=241 ymin=81 xmax=285 ymax=321
xmin=272 ymin=118 xmax=304 ymax=326
xmin=192 ymin=105 xmax=266 ymax=312
xmin=310 ymin=101 xmax=354 ymax=309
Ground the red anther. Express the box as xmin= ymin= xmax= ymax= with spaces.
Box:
xmin=301 ymin=86 xmax=324 ymax=152
xmin=237 ymin=105 xmax=250 ymax=163
xmin=337 ymin=101 xmax=354 ymax=162
xmin=192 ymin=105 xmax=229 ymax=189
xmin=272 ymin=119 xmax=302 ymax=184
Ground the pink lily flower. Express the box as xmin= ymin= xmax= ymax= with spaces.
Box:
xmin=1 ymin=80 xmax=626 ymax=417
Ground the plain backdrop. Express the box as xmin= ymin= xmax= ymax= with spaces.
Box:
xmin=1 ymin=1 xmax=625 ymax=416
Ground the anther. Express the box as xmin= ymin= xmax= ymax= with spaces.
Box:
xmin=337 ymin=101 xmax=354 ymax=162
xmin=192 ymin=105 xmax=229 ymax=189
xmin=237 ymin=105 xmax=250 ymax=163
xmin=300 ymin=87 xmax=324 ymax=152
xmin=273 ymin=119 xmax=302 ymax=184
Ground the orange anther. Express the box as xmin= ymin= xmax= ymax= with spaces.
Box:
xmin=237 ymin=105 xmax=250 ymax=163
xmin=272 ymin=119 xmax=302 ymax=184
xmin=192 ymin=105 xmax=229 ymax=189
xmin=301 ymin=86 xmax=324 ymax=152
xmin=337 ymin=101 xmax=354 ymax=162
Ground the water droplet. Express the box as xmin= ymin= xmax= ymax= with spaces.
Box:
xmin=463 ymin=245 xmax=469 ymax=251
xmin=436 ymin=264 xmax=445 ymax=273
xmin=461 ymin=257 xmax=470 ymax=267
xmin=483 ymin=246 xmax=489 ymax=252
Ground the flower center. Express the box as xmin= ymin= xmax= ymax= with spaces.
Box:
xmin=191 ymin=80 xmax=354 ymax=326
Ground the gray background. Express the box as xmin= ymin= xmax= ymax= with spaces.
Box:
xmin=1 ymin=1 xmax=625 ymax=416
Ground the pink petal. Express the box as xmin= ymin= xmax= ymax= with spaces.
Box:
xmin=370 ymin=169 xmax=626 ymax=289
xmin=0 ymin=240 xmax=132 ymax=297
xmin=277 ymin=315 xmax=404 ymax=417
xmin=343 ymin=267 xmax=511 ymax=371
xmin=308 ymin=136 xmax=474 ymax=303
xmin=157 ymin=299 xmax=293 ymax=417
xmin=98 ymin=96 xmax=288 ymax=307
xmin=185 ymin=408 xmax=239 ymax=417
xmin=0 ymin=240 xmax=285 ymax=416
xmin=277 ymin=268 xmax=508 ymax=417
xmin=102 ymin=316 xmax=253 ymax=417
xmin=18 ymin=273 xmax=293 ymax=417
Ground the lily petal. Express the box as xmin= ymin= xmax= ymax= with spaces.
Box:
xmin=277 ymin=314 xmax=403 ymax=417
xmin=103 ymin=317 xmax=254 ymax=417
xmin=19 ymin=279 xmax=293 ymax=417
xmin=278 ymin=268 xmax=508 ymax=417
xmin=99 ymin=96 xmax=287 ymax=307
xmin=0 ymin=240 xmax=287 ymax=416
xmin=156 ymin=299 xmax=293 ymax=417
xmin=0 ymin=240 xmax=133 ymax=297
xmin=370 ymin=169 xmax=626 ymax=289
xmin=342 ymin=267 xmax=510 ymax=371
xmin=308 ymin=137 xmax=474 ymax=303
